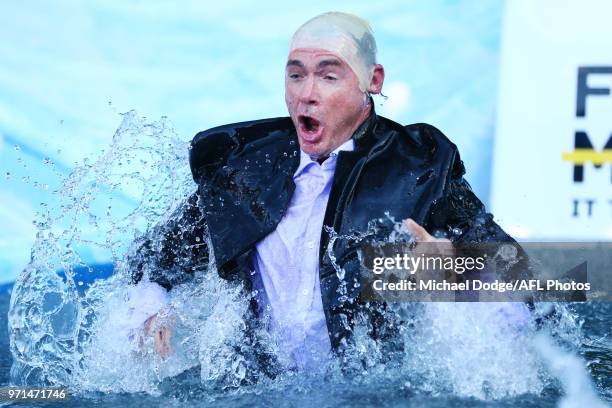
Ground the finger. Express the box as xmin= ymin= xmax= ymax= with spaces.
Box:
xmin=155 ymin=329 xmax=166 ymax=358
xmin=162 ymin=336 xmax=171 ymax=358
xmin=163 ymin=327 xmax=173 ymax=357
xmin=155 ymin=328 xmax=172 ymax=359
xmin=403 ymin=218 xmax=431 ymax=242
xmin=144 ymin=315 xmax=156 ymax=336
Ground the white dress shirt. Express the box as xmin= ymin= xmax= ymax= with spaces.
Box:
xmin=252 ymin=138 xmax=355 ymax=369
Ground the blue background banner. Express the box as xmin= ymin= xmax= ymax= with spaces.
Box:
xmin=0 ymin=1 xmax=503 ymax=283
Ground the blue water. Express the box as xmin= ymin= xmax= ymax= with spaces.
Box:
xmin=1 ymin=283 xmax=610 ymax=407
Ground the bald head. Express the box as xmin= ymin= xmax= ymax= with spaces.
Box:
xmin=290 ymin=12 xmax=378 ymax=92
xmin=285 ymin=12 xmax=385 ymax=159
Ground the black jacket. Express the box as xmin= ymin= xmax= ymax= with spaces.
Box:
xmin=129 ymin=108 xmax=526 ymax=352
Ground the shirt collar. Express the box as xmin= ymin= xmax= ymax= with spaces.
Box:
xmin=294 ymin=138 xmax=355 ymax=178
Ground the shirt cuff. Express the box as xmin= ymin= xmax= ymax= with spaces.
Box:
xmin=122 ymin=281 xmax=169 ymax=330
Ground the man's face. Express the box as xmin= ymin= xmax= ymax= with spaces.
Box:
xmin=285 ymin=48 xmax=368 ymax=158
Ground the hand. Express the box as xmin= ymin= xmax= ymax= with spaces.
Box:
xmin=401 ymin=219 xmax=455 ymax=283
xmin=142 ymin=311 xmax=174 ymax=359
xmin=402 ymin=218 xmax=454 ymax=256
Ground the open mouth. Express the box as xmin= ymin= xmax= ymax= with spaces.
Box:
xmin=297 ymin=115 xmax=323 ymax=141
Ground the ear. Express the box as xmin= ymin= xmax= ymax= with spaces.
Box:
xmin=367 ymin=64 xmax=385 ymax=94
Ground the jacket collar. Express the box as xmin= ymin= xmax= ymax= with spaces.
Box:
xmin=352 ymin=99 xmax=380 ymax=153
xmin=295 ymin=137 xmax=355 ymax=178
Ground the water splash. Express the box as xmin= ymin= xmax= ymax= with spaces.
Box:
xmin=535 ymin=334 xmax=608 ymax=408
xmin=324 ymin=215 xmax=607 ymax=404
xmin=6 ymin=112 xmax=609 ymax=406
xmin=7 ymin=111 xmax=256 ymax=394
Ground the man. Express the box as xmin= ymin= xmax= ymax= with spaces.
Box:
xmin=129 ymin=12 xmax=526 ymax=373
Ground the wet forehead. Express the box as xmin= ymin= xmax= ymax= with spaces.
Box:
xmin=286 ymin=49 xmax=349 ymax=71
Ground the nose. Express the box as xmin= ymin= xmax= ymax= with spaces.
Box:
xmin=298 ymin=75 xmax=319 ymax=105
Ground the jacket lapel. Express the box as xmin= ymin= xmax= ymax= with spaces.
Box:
xmin=201 ymin=125 xmax=300 ymax=270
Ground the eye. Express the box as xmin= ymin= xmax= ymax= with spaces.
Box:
xmin=288 ymin=73 xmax=302 ymax=80
xmin=324 ymin=75 xmax=337 ymax=81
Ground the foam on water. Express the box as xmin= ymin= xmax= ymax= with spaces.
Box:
xmin=7 ymin=112 xmax=608 ymax=405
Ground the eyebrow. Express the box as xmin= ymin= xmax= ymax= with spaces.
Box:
xmin=286 ymin=59 xmax=305 ymax=68
xmin=285 ymin=58 xmax=343 ymax=69
xmin=316 ymin=59 xmax=342 ymax=69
